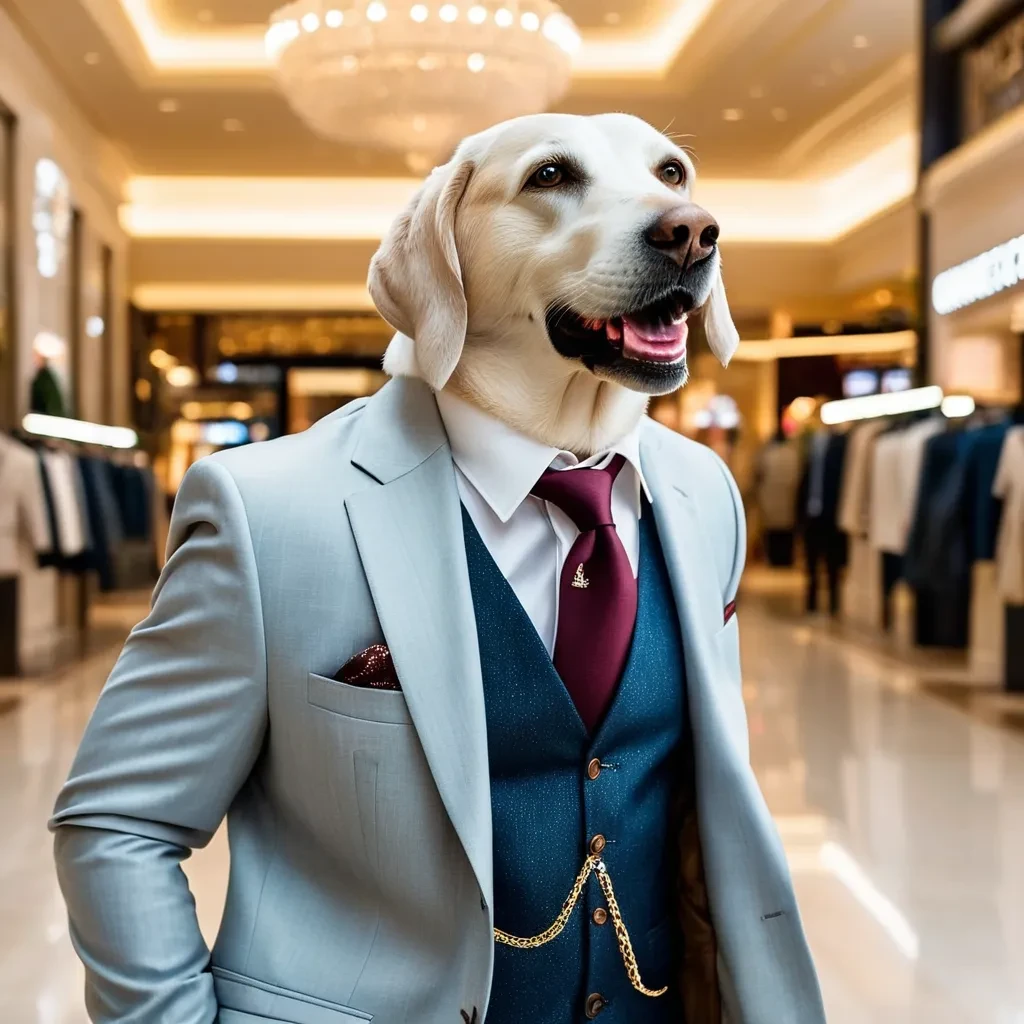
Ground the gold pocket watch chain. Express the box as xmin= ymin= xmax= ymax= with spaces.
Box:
xmin=493 ymin=854 xmax=668 ymax=998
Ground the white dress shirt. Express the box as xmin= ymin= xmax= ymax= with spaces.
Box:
xmin=42 ymin=450 xmax=87 ymax=557
xmin=837 ymin=419 xmax=888 ymax=537
xmin=435 ymin=390 xmax=652 ymax=656
xmin=0 ymin=435 xmax=52 ymax=575
xmin=868 ymin=418 xmax=944 ymax=554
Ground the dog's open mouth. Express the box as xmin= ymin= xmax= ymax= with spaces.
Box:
xmin=546 ymin=290 xmax=690 ymax=366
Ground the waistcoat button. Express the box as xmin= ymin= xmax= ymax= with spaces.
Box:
xmin=586 ymin=758 xmax=602 ymax=780
xmin=589 ymin=834 xmax=606 ymax=855
xmin=585 ymin=993 xmax=607 ymax=1018
xmin=592 ymin=907 xmax=608 ymax=926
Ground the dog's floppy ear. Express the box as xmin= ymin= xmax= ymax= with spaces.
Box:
xmin=369 ymin=158 xmax=475 ymax=390
xmin=701 ymin=262 xmax=740 ymax=367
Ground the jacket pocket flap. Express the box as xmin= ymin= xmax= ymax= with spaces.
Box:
xmin=307 ymin=672 xmax=411 ymax=725
xmin=213 ymin=967 xmax=373 ymax=1023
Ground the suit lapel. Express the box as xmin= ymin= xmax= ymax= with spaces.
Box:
xmin=642 ymin=436 xmax=750 ymax=761
xmin=345 ymin=379 xmax=493 ymax=907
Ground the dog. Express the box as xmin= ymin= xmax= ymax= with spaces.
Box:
xmin=369 ymin=111 xmax=739 ymax=457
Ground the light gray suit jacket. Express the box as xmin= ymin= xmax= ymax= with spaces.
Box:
xmin=52 ymin=377 xmax=825 ymax=1024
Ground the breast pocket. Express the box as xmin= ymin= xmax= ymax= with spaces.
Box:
xmin=303 ymin=672 xmax=458 ymax=898
xmin=213 ymin=966 xmax=372 ymax=1022
xmin=306 ymin=672 xmax=411 ymax=726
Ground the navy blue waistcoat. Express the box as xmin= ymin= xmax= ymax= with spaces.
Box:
xmin=462 ymin=507 xmax=687 ymax=1024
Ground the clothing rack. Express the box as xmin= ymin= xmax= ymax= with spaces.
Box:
xmin=1 ymin=422 xmax=157 ymax=676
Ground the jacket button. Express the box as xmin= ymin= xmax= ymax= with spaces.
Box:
xmin=589 ymin=834 xmax=606 ymax=855
xmin=592 ymin=907 xmax=608 ymax=926
xmin=587 ymin=758 xmax=602 ymax=780
xmin=585 ymin=993 xmax=607 ymax=1018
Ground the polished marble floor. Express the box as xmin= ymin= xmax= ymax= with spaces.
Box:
xmin=2 ymin=589 xmax=1023 ymax=1024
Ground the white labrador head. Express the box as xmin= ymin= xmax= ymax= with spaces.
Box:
xmin=369 ymin=113 xmax=739 ymax=447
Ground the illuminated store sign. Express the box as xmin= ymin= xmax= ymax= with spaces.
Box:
xmin=931 ymin=233 xmax=1024 ymax=315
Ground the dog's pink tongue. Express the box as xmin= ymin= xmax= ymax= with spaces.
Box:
xmin=619 ymin=316 xmax=688 ymax=363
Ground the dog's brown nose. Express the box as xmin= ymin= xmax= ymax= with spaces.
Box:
xmin=645 ymin=204 xmax=720 ymax=270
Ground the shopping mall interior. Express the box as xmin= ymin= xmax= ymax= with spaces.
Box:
xmin=1 ymin=0 xmax=1024 ymax=1021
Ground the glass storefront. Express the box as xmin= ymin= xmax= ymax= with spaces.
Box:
xmin=133 ymin=311 xmax=392 ymax=498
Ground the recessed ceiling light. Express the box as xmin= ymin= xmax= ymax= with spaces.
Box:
xmin=749 ymin=84 xmax=766 ymax=99
xmin=439 ymin=4 xmax=459 ymax=23
xmin=84 ymin=51 xmax=101 ymax=65
xmin=158 ymin=98 xmax=179 ymax=113
xmin=223 ymin=118 xmax=244 ymax=132
xmin=771 ymin=107 xmax=788 ymax=121
xmin=410 ymin=4 xmax=428 ymax=22
xmin=853 ymin=34 xmax=869 ymax=48
xmin=722 ymin=108 xmax=743 ymax=121
xmin=467 ymin=52 xmax=486 ymax=72
xmin=197 ymin=8 xmax=213 ymax=22
xmin=301 ymin=12 xmax=319 ymax=31
xmin=521 ymin=11 xmax=540 ymax=30
xmin=325 ymin=9 xmax=343 ymax=27
xmin=469 ymin=5 xmax=488 ymax=24
xmin=366 ymin=2 xmax=388 ymax=21
xmin=604 ymin=11 xmax=621 ymax=24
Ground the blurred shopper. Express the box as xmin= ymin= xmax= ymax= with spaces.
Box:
xmin=755 ymin=428 xmax=801 ymax=566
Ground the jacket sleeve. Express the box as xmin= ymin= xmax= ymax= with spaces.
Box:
xmin=50 ymin=457 xmax=268 ymax=1024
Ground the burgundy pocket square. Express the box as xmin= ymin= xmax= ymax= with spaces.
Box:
xmin=724 ymin=600 xmax=737 ymax=624
xmin=335 ymin=644 xmax=401 ymax=691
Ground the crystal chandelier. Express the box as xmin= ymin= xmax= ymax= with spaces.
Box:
xmin=266 ymin=1 xmax=579 ymax=172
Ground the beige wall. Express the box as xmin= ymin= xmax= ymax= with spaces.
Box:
xmin=0 ymin=6 xmax=131 ymax=426
xmin=923 ymin=108 xmax=1024 ymax=401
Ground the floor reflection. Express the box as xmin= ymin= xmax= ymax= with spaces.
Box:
xmin=2 ymin=591 xmax=1023 ymax=1023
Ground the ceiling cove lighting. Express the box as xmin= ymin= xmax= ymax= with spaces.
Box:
xmin=130 ymin=282 xmax=377 ymax=312
xmin=22 ymin=414 xmax=138 ymax=449
xmin=931 ymin=233 xmax=1024 ymax=315
xmin=112 ymin=0 xmax=721 ymax=77
xmin=820 ymin=385 xmax=944 ymax=425
xmin=120 ymin=131 xmax=916 ymax=246
xmin=733 ymin=331 xmax=917 ymax=363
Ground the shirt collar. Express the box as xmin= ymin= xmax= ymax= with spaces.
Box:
xmin=435 ymin=389 xmax=652 ymax=524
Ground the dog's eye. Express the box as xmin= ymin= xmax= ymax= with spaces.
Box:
xmin=658 ymin=160 xmax=686 ymax=187
xmin=529 ymin=163 xmax=565 ymax=189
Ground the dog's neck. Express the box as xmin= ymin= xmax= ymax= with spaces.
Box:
xmin=444 ymin=360 xmax=649 ymax=459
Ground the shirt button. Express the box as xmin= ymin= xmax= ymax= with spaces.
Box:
xmin=585 ymin=993 xmax=607 ymax=1018
xmin=589 ymin=834 xmax=607 ymax=855
xmin=587 ymin=758 xmax=602 ymax=780
xmin=592 ymin=907 xmax=608 ymax=926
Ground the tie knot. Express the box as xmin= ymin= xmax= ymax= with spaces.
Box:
xmin=531 ymin=454 xmax=626 ymax=532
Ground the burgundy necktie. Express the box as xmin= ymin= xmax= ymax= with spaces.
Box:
xmin=531 ymin=454 xmax=638 ymax=732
